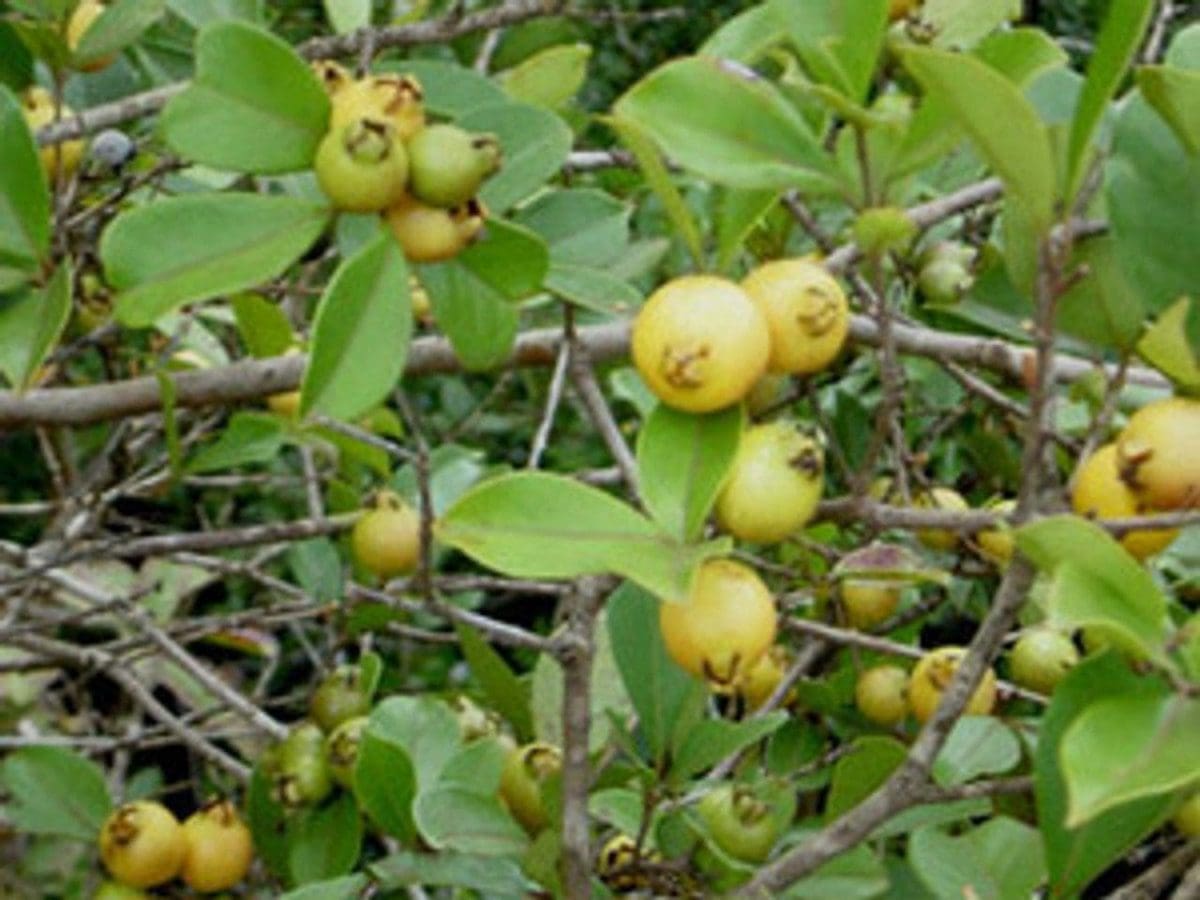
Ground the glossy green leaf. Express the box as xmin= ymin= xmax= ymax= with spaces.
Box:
xmin=515 ymin=188 xmax=631 ymax=268
xmin=932 ymin=717 xmax=1021 ymax=787
xmin=909 ymin=817 xmax=1046 ymax=900
xmin=288 ymin=793 xmax=362 ymax=884
xmin=371 ymin=850 xmax=537 ymax=896
xmin=0 ymin=747 xmax=111 ymax=842
xmin=769 ymin=0 xmax=889 ymax=103
xmin=423 ymin=282 xmax=518 ymax=372
xmin=300 ymin=232 xmax=410 ymax=421
xmin=671 ymin=713 xmax=788 ymax=781
xmin=1062 ymin=690 xmax=1200 ymax=827
xmin=455 ymin=622 xmax=534 ymax=742
xmin=457 ymin=102 xmax=572 ymax=212
xmin=0 ymin=86 xmax=49 ymax=276
xmin=636 ymin=403 xmax=742 ymax=542
xmin=232 ymin=293 xmax=294 ymax=358
xmin=903 ymin=47 xmax=1058 ymax=230
xmin=614 ymin=56 xmax=843 ymax=193
xmin=1035 ymin=653 xmax=1172 ymax=897
xmin=161 ymin=21 xmax=330 ymax=173
xmin=369 ymin=696 xmax=462 ymax=791
xmin=354 ymin=726 xmax=417 ymax=843
xmin=414 ymin=786 xmax=529 ymax=856
xmin=699 ymin=4 xmax=780 ymax=63
xmin=323 ymin=0 xmax=368 ymax=34
xmin=449 ymin=219 xmax=548 ymax=302
xmin=543 ymin=263 xmax=641 ymax=315
xmin=1065 ymin=0 xmax=1154 ymax=198
xmin=105 ymin=193 xmax=328 ymax=326
xmin=0 ymin=263 xmax=70 ymax=390
xmin=923 ymin=0 xmax=1022 ymax=50
xmin=607 ymin=582 xmax=706 ymax=762
xmin=825 ymin=736 xmax=907 ymax=819
xmin=500 ymin=43 xmax=591 ymax=109
xmin=72 ymin=0 xmax=165 ymax=67
xmin=1137 ymin=298 xmax=1200 ymax=391
xmin=1138 ymin=64 xmax=1200 ymax=155
xmin=437 ymin=472 xmax=726 ymax=600
xmin=185 ymin=411 xmax=285 ymax=473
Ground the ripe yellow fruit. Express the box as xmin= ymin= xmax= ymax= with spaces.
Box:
xmin=311 ymin=59 xmax=352 ymax=95
xmin=597 ymin=833 xmax=654 ymax=892
xmin=1116 ymin=397 xmax=1200 ymax=510
xmin=914 ymin=487 xmax=969 ymax=552
xmin=659 ymin=558 xmax=777 ymax=686
xmin=975 ymin=498 xmax=1017 ymax=567
xmin=1009 ymin=628 xmax=1079 ymax=695
xmin=735 ymin=645 xmax=792 ymax=711
xmin=1173 ymin=792 xmax=1200 ymax=837
xmin=908 ymin=646 xmax=997 ymax=724
xmin=330 ymin=74 xmax=425 ymax=140
xmin=1072 ymin=444 xmax=1178 ymax=560
xmin=179 ymin=800 xmax=254 ymax=893
xmin=741 ymin=258 xmax=850 ymax=376
xmin=68 ymin=0 xmax=115 ymax=71
xmin=351 ymin=491 xmax=421 ymax=578
xmin=855 ymin=665 xmax=909 ymax=726
xmin=631 ymin=275 xmax=770 ymax=413
xmin=21 ymin=87 xmax=85 ymax=180
xmin=385 ymin=194 xmax=484 ymax=263
xmin=314 ymin=117 xmax=409 ymax=213
xmin=499 ymin=742 xmax=561 ymax=834
xmin=841 ymin=580 xmax=900 ymax=630
xmin=715 ymin=422 xmax=824 ymax=543
xmin=98 ymin=801 xmax=187 ymax=889
xmin=410 ymin=275 xmax=432 ymax=321
xmin=267 ymin=390 xmax=301 ymax=418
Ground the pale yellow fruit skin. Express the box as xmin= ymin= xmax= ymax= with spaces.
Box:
xmin=659 ymin=559 xmax=777 ymax=686
xmin=741 ymin=259 xmax=850 ymax=376
xmin=908 ymin=646 xmax=997 ymax=724
xmin=385 ymin=194 xmax=469 ymax=263
xmin=855 ymin=665 xmax=909 ymax=726
xmin=976 ymin=499 xmax=1017 ymax=567
xmin=1072 ymin=444 xmax=1178 ymax=560
xmin=351 ymin=498 xmax=421 ymax=578
xmin=1009 ymin=629 xmax=1079 ymax=695
xmin=1116 ymin=397 xmax=1200 ymax=511
xmin=914 ymin=487 xmax=968 ymax=551
xmin=22 ymin=88 xmax=85 ymax=180
xmin=841 ymin=580 xmax=900 ymax=630
xmin=498 ymin=742 xmax=561 ymax=834
xmin=330 ymin=75 xmax=426 ymax=140
xmin=311 ymin=59 xmax=352 ymax=95
xmin=68 ymin=0 xmax=115 ymax=71
xmin=735 ymin=645 xmax=791 ymax=711
xmin=314 ymin=119 xmax=409 ymax=213
xmin=1173 ymin=792 xmax=1200 ymax=837
xmin=715 ymin=422 xmax=824 ymax=543
xmin=632 ymin=275 xmax=770 ymax=413
xmin=179 ymin=801 xmax=254 ymax=893
xmin=99 ymin=801 xmax=187 ymax=889
xmin=267 ymin=390 xmax=301 ymax=418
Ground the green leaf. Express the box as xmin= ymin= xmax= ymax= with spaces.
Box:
xmin=1035 ymin=653 xmax=1172 ymax=897
xmin=1138 ymin=65 xmax=1200 ymax=154
xmin=606 ymin=582 xmax=706 ymax=763
xmin=1137 ymin=298 xmax=1200 ymax=390
xmin=287 ymin=538 xmax=341 ymax=603
xmin=636 ymin=403 xmax=742 ymax=542
xmin=0 ymin=263 xmax=70 ymax=390
xmin=288 ymin=793 xmax=363 ymax=884
xmin=300 ymin=232 xmax=410 ymax=421
xmin=1065 ymin=0 xmax=1154 ymax=198
xmin=456 ymin=102 xmax=572 ymax=212
xmin=447 ymin=219 xmax=549 ymax=302
xmin=825 ymin=736 xmax=906 ymax=819
xmin=715 ymin=188 xmax=778 ymax=273
xmin=0 ymin=23 xmax=34 ymax=92
xmin=436 ymin=472 xmax=726 ymax=601
xmin=455 ymin=622 xmax=534 ymax=742
xmin=414 ymin=786 xmax=529 ymax=856
xmin=232 ymin=293 xmax=295 ymax=358
xmin=185 ymin=411 xmax=285 ymax=473
xmin=371 ymin=850 xmax=537 ymax=896
xmin=1055 ymin=236 xmax=1146 ymax=352
xmin=161 ymin=20 xmax=330 ymax=173
xmin=1062 ymin=690 xmax=1200 ymax=827
xmin=105 ymin=193 xmax=328 ymax=326
xmin=515 ymin=188 xmax=631 ymax=268
xmin=614 ymin=56 xmax=844 ymax=193
xmin=0 ymin=85 xmax=48 ymax=281
xmin=671 ymin=713 xmax=788 ymax=782
xmin=543 ymin=263 xmax=641 ymax=315
xmin=72 ymin=0 xmax=165 ymax=68
xmin=923 ymin=0 xmax=1022 ymax=50
xmin=323 ymin=0 xmax=368 ymax=34
xmin=769 ymin=0 xmax=889 ymax=103
xmin=389 ymin=60 xmax=507 ymax=118
xmin=0 ymin=747 xmax=112 ymax=842
xmin=423 ymin=284 xmax=517 ymax=372
xmin=500 ymin=43 xmax=591 ymax=109
xmin=699 ymin=4 xmax=781 ymax=63
xmin=354 ymin=725 xmax=417 ymax=843
xmin=368 ymin=696 xmax=462 ymax=792
xmin=781 ymin=843 xmax=890 ymax=899
xmin=903 ymin=47 xmax=1057 ymax=230
xmin=246 ymin=761 xmax=290 ymax=878
xmin=909 ymin=817 xmax=1047 ymax=900
xmin=931 ymin=717 xmax=1020 ymax=787
xmin=279 ymin=875 xmax=369 ymax=900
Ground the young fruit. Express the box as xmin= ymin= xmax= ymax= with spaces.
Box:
xmin=597 ymin=833 xmax=650 ymax=892
xmin=841 ymin=580 xmax=901 ymax=630
xmin=908 ymin=646 xmax=997 ymax=723
xmin=499 ymin=742 xmax=561 ymax=834
xmin=855 ymin=665 xmax=909 ymax=726
xmin=385 ymin=194 xmax=482 ymax=263
xmin=351 ymin=491 xmax=421 ymax=579
xmin=410 ymin=274 xmax=433 ymax=322
xmin=272 ymin=722 xmax=334 ymax=808
xmin=314 ymin=117 xmax=409 ymax=213
xmin=68 ymin=0 xmax=115 ymax=71
xmin=852 ymin=206 xmax=916 ymax=256
xmin=22 ymin=87 xmax=86 ymax=180
xmin=330 ymin=74 xmax=425 ymax=140
xmin=735 ymin=645 xmax=792 ymax=712
xmin=98 ymin=801 xmax=187 ymax=889
xmin=1173 ymin=792 xmax=1200 ymax=837
xmin=325 ymin=715 xmax=368 ymax=789
xmin=715 ymin=422 xmax=824 ymax=543
xmin=631 ymin=275 xmax=770 ymax=413
xmin=267 ymin=390 xmax=301 ymax=418
xmin=914 ymin=487 xmax=969 ymax=551
xmin=179 ymin=799 xmax=254 ymax=893
xmin=1009 ymin=629 xmax=1079 ymax=695
xmin=311 ymin=59 xmax=352 ymax=95
xmin=310 ymin=665 xmax=372 ymax=733
xmin=697 ymin=784 xmax=784 ymax=864
xmin=975 ymin=499 xmax=1017 ymax=567
xmin=1072 ymin=444 xmax=1178 ymax=559
xmin=407 ymin=124 xmax=502 ymax=208
xmin=659 ymin=558 xmax=777 ymax=686
xmin=1116 ymin=397 xmax=1200 ymax=510
xmin=917 ymin=258 xmax=973 ymax=305
xmin=741 ymin=258 xmax=850 ymax=376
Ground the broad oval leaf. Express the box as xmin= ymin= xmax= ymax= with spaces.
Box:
xmin=288 ymin=793 xmax=363 ymax=884
xmin=104 ymin=192 xmax=329 ymax=326
xmin=0 ymin=263 xmax=70 ymax=390
xmin=387 ymin=60 xmax=508 ymax=118
xmin=323 ymin=0 xmax=369 ymax=34
xmin=910 ymin=817 xmax=1047 ymax=900
xmin=932 ymin=717 xmax=1021 ymax=787
xmin=0 ymin=86 xmax=49 ymax=277
xmin=1138 ymin=64 xmax=1200 ymax=154
xmin=300 ymin=231 xmax=411 ymax=421
xmin=185 ymin=411 xmax=285 ymax=473
xmin=500 ymin=43 xmax=591 ymax=109
xmin=161 ymin=20 xmax=330 ymax=173
xmin=0 ymin=746 xmax=112 ymax=842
